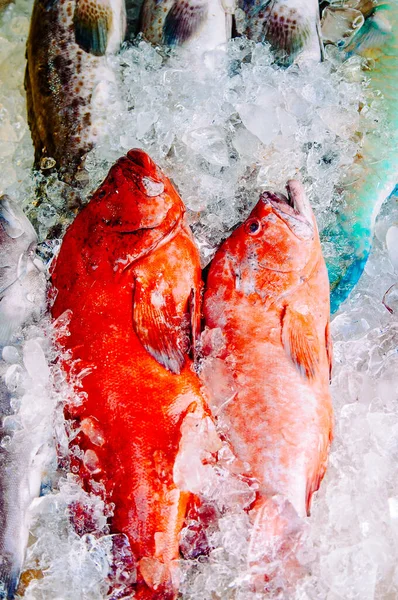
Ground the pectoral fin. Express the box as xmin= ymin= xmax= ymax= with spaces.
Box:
xmin=281 ymin=307 xmax=319 ymax=380
xmin=74 ymin=0 xmax=112 ymax=56
xmin=163 ymin=0 xmax=208 ymax=47
xmin=133 ymin=278 xmax=189 ymax=374
xmin=305 ymin=430 xmax=332 ymax=516
xmin=261 ymin=3 xmax=312 ymax=66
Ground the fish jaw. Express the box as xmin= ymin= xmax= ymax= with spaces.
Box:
xmin=260 ymin=180 xmax=315 ymax=241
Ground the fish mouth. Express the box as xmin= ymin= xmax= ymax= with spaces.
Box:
xmin=261 ymin=180 xmax=314 ymax=240
xmin=127 ymin=149 xmax=157 ymax=173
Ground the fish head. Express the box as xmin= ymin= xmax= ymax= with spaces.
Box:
xmin=232 ymin=180 xmax=318 ymax=272
xmin=210 ymin=180 xmax=322 ymax=300
xmin=87 ymin=149 xmax=184 ymax=264
xmin=91 ymin=149 xmax=177 ymax=232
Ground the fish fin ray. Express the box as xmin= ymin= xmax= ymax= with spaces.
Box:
xmin=305 ymin=430 xmax=332 ymax=516
xmin=261 ymin=4 xmax=312 ymax=66
xmin=133 ymin=278 xmax=187 ymax=374
xmin=281 ymin=307 xmax=319 ymax=380
xmin=189 ymin=283 xmax=202 ymax=361
xmin=163 ymin=0 xmax=208 ymax=47
xmin=74 ymin=0 xmax=112 ymax=56
xmin=316 ymin=15 xmax=325 ymax=62
xmin=345 ymin=10 xmax=392 ymax=58
xmin=325 ymin=320 xmax=333 ymax=382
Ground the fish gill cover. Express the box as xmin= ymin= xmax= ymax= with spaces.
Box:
xmin=0 ymin=0 xmax=398 ymax=598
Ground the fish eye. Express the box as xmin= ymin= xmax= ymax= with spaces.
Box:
xmin=245 ymin=218 xmax=262 ymax=236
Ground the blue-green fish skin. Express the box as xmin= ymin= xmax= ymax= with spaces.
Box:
xmin=325 ymin=1 xmax=398 ymax=312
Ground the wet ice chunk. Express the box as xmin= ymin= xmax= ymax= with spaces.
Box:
xmin=81 ymin=417 xmax=105 ymax=447
xmin=237 ymin=103 xmax=279 ymax=146
xmin=386 ymin=225 xmax=398 ymax=270
xmin=141 ymin=176 xmax=165 ymax=197
xmin=83 ymin=449 xmax=102 ymax=474
xmin=23 ymin=339 xmax=50 ymax=385
xmin=2 ymin=345 xmax=19 ymax=363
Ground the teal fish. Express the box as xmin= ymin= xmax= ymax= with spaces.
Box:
xmin=322 ymin=2 xmax=398 ymax=312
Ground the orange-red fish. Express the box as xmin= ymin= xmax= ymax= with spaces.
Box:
xmin=50 ymin=149 xmax=220 ymax=598
xmin=202 ymin=180 xmax=333 ymax=584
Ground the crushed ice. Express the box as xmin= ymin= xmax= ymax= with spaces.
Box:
xmin=0 ymin=0 xmax=398 ymax=597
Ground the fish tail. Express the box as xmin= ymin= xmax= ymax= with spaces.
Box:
xmin=247 ymin=495 xmax=305 ymax=589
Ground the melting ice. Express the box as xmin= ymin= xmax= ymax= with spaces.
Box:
xmin=0 ymin=0 xmax=398 ymax=598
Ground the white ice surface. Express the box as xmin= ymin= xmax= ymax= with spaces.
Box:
xmin=0 ymin=0 xmax=397 ymax=598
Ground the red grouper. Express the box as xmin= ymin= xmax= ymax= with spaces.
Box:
xmin=50 ymin=149 xmax=221 ymax=599
xmin=202 ymin=180 xmax=333 ymax=586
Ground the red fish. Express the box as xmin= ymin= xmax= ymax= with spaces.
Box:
xmin=202 ymin=180 xmax=333 ymax=585
xmin=50 ymin=149 xmax=220 ymax=599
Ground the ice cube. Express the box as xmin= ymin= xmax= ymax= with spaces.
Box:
xmin=386 ymin=225 xmax=398 ymax=270
xmin=237 ymin=103 xmax=279 ymax=146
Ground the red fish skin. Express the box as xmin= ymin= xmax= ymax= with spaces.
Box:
xmin=50 ymin=150 xmax=218 ymax=599
xmin=202 ymin=182 xmax=333 ymax=581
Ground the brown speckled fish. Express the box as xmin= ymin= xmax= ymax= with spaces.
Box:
xmin=237 ymin=0 xmax=323 ymax=66
xmin=25 ymin=0 xmax=126 ymax=184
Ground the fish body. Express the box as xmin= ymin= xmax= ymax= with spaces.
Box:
xmin=324 ymin=2 xmax=398 ymax=311
xmin=25 ymin=0 xmax=126 ymax=184
xmin=237 ymin=0 xmax=323 ymax=66
xmin=50 ymin=150 xmax=220 ymax=598
xmin=0 ymin=0 xmax=12 ymax=12
xmin=202 ymin=181 xmax=333 ymax=579
xmin=140 ymin=0 xmax=233 ymax=54
xmin=0 ymin=197 xmax=46 ymax=599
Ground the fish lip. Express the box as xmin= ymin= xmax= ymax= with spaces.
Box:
xmin=261 ymin=180 xmax=314 ymax=240
xmin=127 ymin=148 xmax=157 ymax=173
xmin=261 ymin=182 xmax=309 ymax=222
